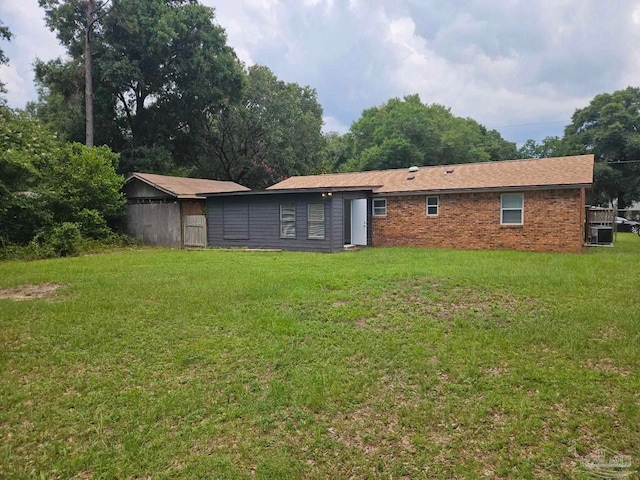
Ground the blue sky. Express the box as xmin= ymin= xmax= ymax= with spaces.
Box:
xmin=1 ymin=0 xmax=639 ymax=146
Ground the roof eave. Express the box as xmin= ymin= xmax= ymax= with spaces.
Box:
xmin=199 ymin=186 xmax=376 ymax=197
xmin=125 ymin=173 xmax=179 ymax=198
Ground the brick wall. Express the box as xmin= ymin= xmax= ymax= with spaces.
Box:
xmin=372 ymin=189 xmax=585 ymax=253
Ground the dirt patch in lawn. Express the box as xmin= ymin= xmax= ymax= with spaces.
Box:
xmin=0 ymin=283 xmax=62 ymax=301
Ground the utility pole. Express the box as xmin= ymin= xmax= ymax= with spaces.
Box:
xmin=84 ymin=0 xmax=97 ymax=147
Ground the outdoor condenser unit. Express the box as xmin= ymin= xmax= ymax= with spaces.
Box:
xmin=591 ymin=226 xmax=613 ymax=244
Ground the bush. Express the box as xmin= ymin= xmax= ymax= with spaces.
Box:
xmin=47 ymin=222 xmax=82 ymax=257
xmin=77 ymin=208 xmax=111 ymax=239
xmin=0 ymin=233 xmax=141 ymax=261
xmin=0 ymin=242 xmax=53 ymax=261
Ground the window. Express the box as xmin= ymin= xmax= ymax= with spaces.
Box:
xmin=280 ymin=204 xmax=296 ymax=238
xmin=501 ymin=193 xmax=523 ymax=224
xmin=426 ymin=196 xmax=439 ymax=216
xmin=373 ymin=198 xmax=387 ymax=216
xmin=308 ymin=204 xmax=325 ymax=239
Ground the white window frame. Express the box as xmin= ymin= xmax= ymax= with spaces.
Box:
xmin=307 ymin=203 xmax=325 ymax=240
xmin=501 ymin=193 xmax=524 ymax=225
xmin=280 ymin=203 xmax=296 ymax=238
xmin=426 ymin=196 xmax=439 ymax=216
xmin=373 ymin=198 xmax=387 ymax=216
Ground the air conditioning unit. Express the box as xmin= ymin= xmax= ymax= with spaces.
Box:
xmin=591 ymin=226 xmax=613 ymax=244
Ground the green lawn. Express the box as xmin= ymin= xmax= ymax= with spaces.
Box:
xmin=1 ymin=236 xmax=639 ymax=479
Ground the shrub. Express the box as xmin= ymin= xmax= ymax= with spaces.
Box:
xmin=0 ymin=242 xmax=53 ymax=261
xmin=47 ymin=222 xmax=82 ymax=257
xmin=77 ymin=208 xmax=111 ymax=239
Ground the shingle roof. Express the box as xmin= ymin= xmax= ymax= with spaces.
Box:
xmin=267 ymin=155 xmax=594 ymax=194
xmin=125 ymin=172 xmax=250 ymax=199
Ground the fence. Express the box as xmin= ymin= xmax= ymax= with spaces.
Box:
xmin=585 ymin=206 xmax=615 ymax=245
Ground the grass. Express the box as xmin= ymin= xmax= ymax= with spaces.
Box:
xmin=1 ymin=235 xmax=639 ymax=479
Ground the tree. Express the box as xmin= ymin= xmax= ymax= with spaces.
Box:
xmin=29 ymin=58 xmax=87 ymax=143
xmin=563 ymin=87 xmax=640 ymax=208
xmin=517 ymin=136 xmax=569 ymax=159
xmin=35 ymin=0 xmax=243 ymax=173
xmin=83 ymin=0 xmax=107 ymax=146
xmin=0 ymin=20 xmax=13 ymax=96
xmin=321 ymin=132 xmax=354 ymax=172
xmin=0 ymin=105 xmax=125 ymax=247
xmin=39 ymin=143 xmax=125 ymax=231
xmin=0 ymin=106 xmax=59 ymax=245
xmin=343 ymin=95 xmax=517 ymax=171
xmin=194 ymin=65 xmax=324 ymax=189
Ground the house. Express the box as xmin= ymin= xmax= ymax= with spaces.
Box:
xmin=201 ymin=155 xmax=594 ymax=254
xmin=123 ymin=173 xmax=249 ymax=248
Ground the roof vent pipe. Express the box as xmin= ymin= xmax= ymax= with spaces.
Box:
xmin=408 ymin=166 xmax=419 ymax=172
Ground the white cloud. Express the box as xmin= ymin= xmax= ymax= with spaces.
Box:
xmin=2 ymin=0 xmax=639 ymax=145
xmin=322 ymin=115 xmax=348 ymax=134
xmin=0 ymin=0 xmax=66 ymax=108
xmin=206 ymin=0 xmax=283 ymax=67
xmin=0 ymin=64 xmax=29 ymax=105
xmin=634 ymin=3 xmax=640 ymax=24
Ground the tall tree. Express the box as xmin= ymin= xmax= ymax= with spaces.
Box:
xmin=343 ymin=95 xmax=517 ymax=171
xmin=35 ymin=0 xmax=243 ymax=172
xmin=563 ymin=86 xmax=640 ymax=208
xmin=0 ymin=20 xmax=13 ymax=97
xmin=83 ymin=0 xmax=101 ymax=146
xmin=193 ymin=65 xmax=324 ymax=189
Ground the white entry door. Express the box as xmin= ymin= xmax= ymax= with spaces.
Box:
xmin=351 ymin=199 xmax=368 ymax=246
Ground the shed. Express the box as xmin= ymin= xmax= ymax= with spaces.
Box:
xmin=123 ymin=173 xmax=249 ymax=248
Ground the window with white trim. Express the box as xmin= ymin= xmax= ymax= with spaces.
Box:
xmin=501 ymin=193 xmax=523 ymax=224
xmin=280 ymin=203 xmax=296 ymax=238
xmin=373 ymin=198 xmax=387 ymax=216
xmin=426 ymin=196 xmax=439 ymax=216
xmin=307 ymin=203 xmax=325 ymax=239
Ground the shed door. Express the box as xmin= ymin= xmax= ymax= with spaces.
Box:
xmin=183 ymin=215 xmax=207 ymax=247
xmin=351 ymin=199 xmax=367 ymax=246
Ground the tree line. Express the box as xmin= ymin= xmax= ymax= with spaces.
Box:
xmin=1 ymin=0 xmax=639 ymax=256
xmin=517 ymin=87 xmax=640 ymax=209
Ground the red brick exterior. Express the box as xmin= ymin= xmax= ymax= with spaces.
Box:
xmin=372 ymin=188 xmax=586 ymax=253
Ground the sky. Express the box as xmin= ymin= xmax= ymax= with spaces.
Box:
xmin=1 ymin=0 xmax=639 ymax=146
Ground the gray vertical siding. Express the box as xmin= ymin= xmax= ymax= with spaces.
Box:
xmin=223 ymin=199 xmax=249 ymax=239
xmin=330 ymin=192 xmax=344 ymax=252
xmin=207 ymin=191 xmax=371 ymax=252
xmin=124 ymin=202 xmax=182 ymax=247
xmin=208 ymin=193 xmax=330 ymax=252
